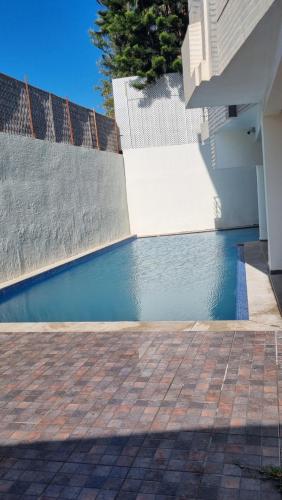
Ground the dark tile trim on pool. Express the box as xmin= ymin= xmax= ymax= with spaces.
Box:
xmin=236 ymin=244 xmax=249 ymax=320
xmin=0 ymin=235 xmax=137 ymax=297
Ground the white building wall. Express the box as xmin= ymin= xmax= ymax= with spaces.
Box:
xmin=216 ymin=0 xmax=275 ymax=74
xmin=214 ymin=129 xmax=263 ymax=169
xmin=182 ymin=0 xmax=280 ymax=108
xmin=113 ymin=73 xmax=259 ymax=237
xmin=262 ymin=113 xmax=282 ymax=271
xmin=189 ymin=0 xmax=202 ymax=23
xmin=184 ymin=0 xmax=282 ymax=275
xmin=256 ymin=165 xmax=268 ymax=241
xmin=184 ymin=0 xmax=275 ymax=81
xmin=124 ymin=143 xmax=258 ymax=236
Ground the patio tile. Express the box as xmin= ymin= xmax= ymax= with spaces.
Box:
xmin=0 ymin=330 xmax=281 ymax=498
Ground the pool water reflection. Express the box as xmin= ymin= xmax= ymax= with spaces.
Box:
xmin=0 ymin=227 xmax=259 ymax=322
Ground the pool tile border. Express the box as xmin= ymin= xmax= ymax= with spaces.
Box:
xmin=236 ymin=245 xmax=249 ymax=320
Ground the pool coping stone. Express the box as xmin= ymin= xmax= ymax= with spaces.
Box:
xmin=0 ymin=319 xmax=281 ymax=333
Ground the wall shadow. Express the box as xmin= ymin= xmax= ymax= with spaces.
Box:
xmin=0 ymin=426 xmax=280 ymax=498
xmin=244 ymin=241 xmax=282 ymax=317
xmin=198 ymin=139 xmax=259 ymax=232
xmin=196 ymin=139 xmax=260 ymax=319
xmin=244 ymin=241 xmax=268 ymax=275
xmin=29 ymin=89 xmax=48 ymax=141
xmin=133 ymin=73 xmax=184 ymax=109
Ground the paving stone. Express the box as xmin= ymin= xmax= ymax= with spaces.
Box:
xmin=0 ymin=330 xmax=281 ymax=498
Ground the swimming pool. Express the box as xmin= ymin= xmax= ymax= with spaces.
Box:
xmin=0 ymin=227 xmax=258 ymax=322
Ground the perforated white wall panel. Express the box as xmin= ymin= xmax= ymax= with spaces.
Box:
xmin=113 ymin=73 xmax=204 ymax=150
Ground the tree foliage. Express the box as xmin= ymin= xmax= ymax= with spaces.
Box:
xmin=90 ymin=0 xmax=189 ymax=116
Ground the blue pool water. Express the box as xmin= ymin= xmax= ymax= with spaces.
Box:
xmin=0 ymin=228 xmax=258 ymax=322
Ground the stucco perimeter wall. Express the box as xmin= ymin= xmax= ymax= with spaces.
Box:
xmin=0 ymin=133 xmax=130 ymax=283
xmin=124 ymin=143 xmax=258 ymax=236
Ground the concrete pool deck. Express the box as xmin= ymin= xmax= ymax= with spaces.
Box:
xmin=0 ymin=320 xmax=281 ymax=333
xmin=244 ymin=241 xmax=282 ymax=329
xmin=0 ymin=327 xmax=281 ymax=499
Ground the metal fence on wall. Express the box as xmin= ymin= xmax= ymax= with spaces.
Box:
xmin=0 ymin=73 xmax=120 ymax=153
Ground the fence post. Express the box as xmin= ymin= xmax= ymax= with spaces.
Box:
xmin=93 ymin=110 xmax=100 ymax=150
xmin=65 ymin=98 xmax=74 ymax=145
xmin=24 ymin=78 xmax=36 ymax=138
xmin=115 ymin=120 xmax=120 ymax=153
xmin=88 ymin=112 xmax=95 ymax=149
xmin=49 ymin=93 xmax=56 ymax=142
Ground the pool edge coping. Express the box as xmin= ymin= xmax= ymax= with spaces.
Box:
xmin=138 ymin=225 xmax=259 ymax=239
xmin=244 ymin=241 xmax=282 ymax=328
xmin=0 ymin=320 xmax=281 ymax=333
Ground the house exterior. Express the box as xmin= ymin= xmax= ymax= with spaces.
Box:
xmin=182 ymin=0 xmax=282 ymax=271
xmin=113 ymin=74 xmax=259 ymax=236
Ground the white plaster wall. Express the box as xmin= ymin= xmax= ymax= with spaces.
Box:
xmin=256 ymin=165 xmax=268 ymax=241
xmin=215 ymin=129 xmax=263 ymax=169
xmin=216 ymin=0 xmax=275 ymax=74
xmin=185 ymin=0 xmax=275 ymax=80
xmin=124 ymin=143 xmax=258 ymax=236
xmin=0 ymin=134 xmax=131 ymax=283
xmin=262 ymin=113 xmax=282 ymax=271
xmin=182 ymin=0 xmax=282 ymax=107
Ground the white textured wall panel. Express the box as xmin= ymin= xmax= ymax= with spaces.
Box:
xmin=113 ymin=74 xmax=204 ymax=150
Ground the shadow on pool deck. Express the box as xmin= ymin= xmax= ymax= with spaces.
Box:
xmin=0 ymin=425 xmax=281 ymax=499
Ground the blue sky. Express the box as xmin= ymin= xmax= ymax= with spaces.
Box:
xmin=1 ymin=0 xmax=105 ymax=111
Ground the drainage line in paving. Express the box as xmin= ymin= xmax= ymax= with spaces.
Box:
xmin=204 ymin=331 xmax=236 ymax=468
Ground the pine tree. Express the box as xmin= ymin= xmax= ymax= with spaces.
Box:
xmin=90 ymin=0 xmax=189 ymax=116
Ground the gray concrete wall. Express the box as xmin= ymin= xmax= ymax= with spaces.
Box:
xmin=0 ymin=133 xmax=131 ymax=283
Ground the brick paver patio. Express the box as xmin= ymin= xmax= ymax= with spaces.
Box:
xmin=0 ymin=329 xmax=281 ymax=499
